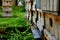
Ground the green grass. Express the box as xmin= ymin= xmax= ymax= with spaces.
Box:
xmin=0 ymin=7 xmax=2 ymax=17
xmin=0 ymin=6 xmax=28 ymax=27
xmin=0 ymin=6 xmax=34 ymax=40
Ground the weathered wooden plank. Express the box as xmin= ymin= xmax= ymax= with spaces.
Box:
xmin=33 ymin=10 xmax=36 ymax=24
xmin=44 ymin=0 xmax=47 ymax=10
xmin=54 ymin=0 xmax=59 ymax=11
xmin=2 ymin=11 xmax=12 ymax=17
xmin=46 ymin=0 xmax=50 ymax=10
xmin=41 ymin=0 xmax=44 ymax=10
xmin=29 ymin=11 xmax=31 ymax=21
xmin=3 ymin=7 xmax=12 ymax=11
xmin=2 ymin=2 xmax=13 ymax=6
xmin=50 ymin=0 xmax=53 ymax=11
xmin=59 ymin=24 xmax=60 ymax=40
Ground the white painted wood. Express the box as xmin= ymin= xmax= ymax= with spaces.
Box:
xmin=2 ymin=13 xmax=12 ymax=16
xmin=41 ymin=0 xmax=44 ymax=10
xmin=44 ymin=0 xmax=46 ymax=10
xmin=26 ymin=11 xmax=29 ymax=19
xmin=29 ymin=12 xmax=31 ymax=21
xmin=37 ymin=17 xmax=44 ymax=31
xmin=42 ymin=0 xmax=45 ymax=10
xmin=50 ymin=0 xmax=53 ymax=11
xmin=3 ymin=7 xmax=12 ymax=11
xmin=25 ymin=0 xmax=30 ymax=2
xmin=45 ymin=0 xmax=47 ymax=10
xmin=29 ymin=3 xmax=31 ymax=10
xmin=59 ymin=25 xmax=60 ymax=40
xmin=46 ymin=0 xmax=49 ymax=10
xmin=33 ymin=11 xmax=36 ymax=24
xmin=45 ymin=18 xmax=50 ymax=31
xmin=54 ymin=0 xmax=58 ymax=11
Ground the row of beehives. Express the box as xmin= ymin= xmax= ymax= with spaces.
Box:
xmin=26 ymin=9 xmax=60 ymax=40
xmin=43 ymin=12 xmax=60 ymax=40
xmin=25 ymin=0 xmax=60 ymax=40
xmin=25 ymin=0 xmax=59 ymax=11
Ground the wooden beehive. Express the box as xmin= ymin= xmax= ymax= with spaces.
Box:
xmin=43 ymin=12 xmax=60 ymax=40
xmin=37 ymin=9 xmax=44 ymax=31
xmin=32 ymin=9 xmax=36 ymax=24
xmin=25 ymin=0 xmax=60 ymax=40
xmin=2 ymin=0 xmax=13 ymax=17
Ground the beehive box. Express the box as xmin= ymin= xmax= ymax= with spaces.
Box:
xmin=2 ymin=0 xmax=13 ymax=17
xmin=53 ymin=16 xmax=60 ymax=40
xmin=2 ymin=11 xmax=12 ymax=17
xmin=2 ymin=0 xmax=13 ymax=6
xmin=36 ymin=9 xmax=44 ymax=31
xmin=44 ymin=12 xmax=60 ymax=40
xmin=29 ymin=11 xmax=31 ymax=21
xmin=32 ymin=9 xmax=36 ymax=24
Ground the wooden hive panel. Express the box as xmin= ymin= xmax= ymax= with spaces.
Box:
xmin=54 ymin=23 xmax=59 ymax=40
xmin=26 ymin=10 xmax=29 ymax=20
xmin=59 ymin=24 xmax=60 ymax=40
xmin=41 ymin=0 xmax=45 ymax=10
xmin=25 ymin=2 xmax=31 ymax=10
xmin=3 ymin=6 xmax=12 ymax=11
xmin=2 ymin=0 xmax=12 ymax=1
xmin=40 ymin=0 xmax=59 ymax=11
xmin=25 ymin=0 xmax=30 ymax=2
xmin=29 ymin=11 xmax=31 ymax=21
xmin=50 ymin=0 xmax=53 ymax=11
xmin=2 ymin=0 xmax=13 ymax=6
xmin=44 ymin=0 xmax=47 ymax=10
xmin=53 ymin=16 xmax=60 ymax=40
xmin=58 ymin=17 xmax=60 ymax=40
xmin=44 ymin=13 xmax=57 ymax=36
xmin=2 ymin=11 xmax=12 ymax=17
xmin=32 ymin=10 xmax=36 ymax=24
xmin=53 ymin=0 xmax=59 ymax=11
xmin=46 ymin=0 xmax=50 ymax=10
xmin=37 ymin=9 xmax=44 ymax=31
xmin=45 ymin=13 xmax=60 ymax=37
xmin=45 ymin=13 xmax=52 ymax=31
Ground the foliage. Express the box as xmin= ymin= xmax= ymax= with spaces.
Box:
xmin=0 ymin=27 xmax=34 ymax=40
xmin=0 ymin=6 xmax=34 ymax=40
xmin=0 ymin=6 xmax=26 ymax=27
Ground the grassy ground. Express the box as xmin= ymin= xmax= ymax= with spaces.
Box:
xmin=0 ymin=6 xmax=29 ymax=27
xmin=0 ymin=6 xmax=34 ymax=40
